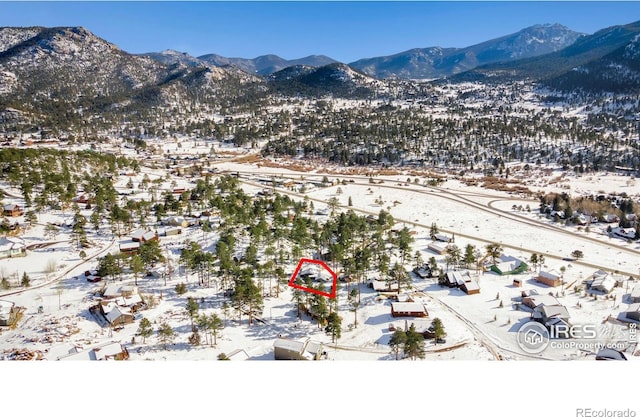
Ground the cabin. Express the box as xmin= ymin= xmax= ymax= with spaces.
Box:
xmin=3 ymin=204 xmax=23 ymax=217
xmin=273 ymin=337 xmax=325 ymax=360
xmin=101 ymin=303 xmax=134 ymax=326
xmin=461 ymin=280 xmax=480 ymax=295
xmin=536 ymin=270 xmax=563 ymax=287
xmin=119 ymin=241 xmax=140 ymax=255
xmin=0 ymin=300 xmax=19 ymax=326
xmin=391 ymin=302 xmax=428 ymax=318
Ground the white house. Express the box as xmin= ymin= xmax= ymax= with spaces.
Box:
xmin=590 ymin=270 xmax=616 ymax=294
xmin=0 ymin=237 xmax=26 ymax=259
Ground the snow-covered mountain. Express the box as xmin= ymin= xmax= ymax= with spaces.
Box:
xmin=0 ymin=26 xmax=265 ymax=127
xmin=349 ymin=24 xmax=583 ymax=80
xmin=197 ymin=53 xmax=338 ymax=75
xmin=267 ymin=63 xmax=388 ymax=98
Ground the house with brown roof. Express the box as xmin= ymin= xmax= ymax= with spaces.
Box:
xmin=3 ymin=204 xmax=22 ymax=217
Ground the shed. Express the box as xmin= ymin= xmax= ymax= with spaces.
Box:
xmin=536 ymin=270 xmax=563 ymax=287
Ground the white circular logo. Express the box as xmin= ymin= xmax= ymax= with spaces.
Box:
xmin=517 ymin=321 xmax=550 ymax=354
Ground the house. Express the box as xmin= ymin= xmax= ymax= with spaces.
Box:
xmin=163 ymin=227 xmax=182 ymax=237
xmin=103 ymin=284 xmax=138 ymax=299
xmin=630 ymin=285 xmax=640 ymax=304
xmin=130 ymin=228 xmax=158 ymax=243
xmin=164 ymin=216 xmax=189 ymax=228
xmin=490 ymin=255 xmax=528 ymax=275
xmin=0 ymin=300 xmax=19 ymax=326
xmin=613 ymin=227 xmax=636 ymax=240
xmin=273 ymin=337 xmax=325 ymax=360
xmin=3 ymin=204 xmax=23 ymax=217
xmin=413 ymin=265 xmax=432 ymax=279
xmin=589 ymin=270 xmax=616 ymax=294
xmin=102 ymin=304 xmax=134 ymax=326
xmin=536 ymin=270 xmax=563 ymax=287
xmin=0 ymin=237 xmax=26 ymax=259
xmin=603 ymin=213 xmax=620 ymax=223
xmin=532 ymin=304 xmax=571 ymax=332
xmin=57 ymin=342 xmax=129 ymax=361
xmin=427 ymin=242 xmax=447 ymax=255
xmin=445 ymin=270 xmax=471 ymax=288
xmin=371 ymin=280 xmax=399 ymax=293
xmin=119 ymin=241 xmax=140 ymax=254
xmin=522 ymin=294 xmax=562 ymax=310
xmin=461 ymin=280 xmax=480 ymax=295
xmin=391 ymin=302 xmax=428 ymax=318
xmin=625 ymin=303 xmax=640 ymax=322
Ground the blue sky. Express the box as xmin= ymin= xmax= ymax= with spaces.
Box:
xmin=2 ymin=2 xmax=640 ymax=62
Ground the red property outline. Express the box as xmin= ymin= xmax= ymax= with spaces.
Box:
xmin=288 ymin=258 xmax=337 ymax=299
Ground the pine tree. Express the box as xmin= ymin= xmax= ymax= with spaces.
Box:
xmin=157 ymin=322 xmax=176 ymax=350
xmin=21 ymin=272 xmax=30 ymax=288
xmin=389 ymin=329 xmax=408 ymax=360
xmin=137 ymin=317 xmax=153 ymax=343
xmin=325 ymin=312 xmax=342 ymax=343
xmin=403 ymin=324 xmax=426 ymax=360
xmin=185 ymin=297 xmax=200 ymax=330
xmin=431 ymin=317 xmax=447 ymax=342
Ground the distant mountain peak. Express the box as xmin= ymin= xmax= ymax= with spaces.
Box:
xmin=349 ymin=23 xmax=583 ymax=80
